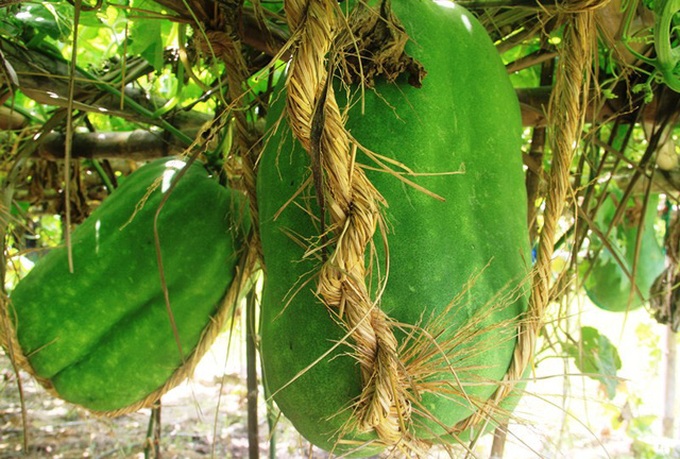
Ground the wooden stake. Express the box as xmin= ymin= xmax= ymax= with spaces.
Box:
xmin=663 ymin=324 xmax=677 ymax=438
xmin=247 ymin=288 xmax=260 ymax=459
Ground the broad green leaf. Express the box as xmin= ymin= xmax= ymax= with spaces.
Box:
xmin=15 ymin=3 xmax=71 ymax=40
xmin=564 ymin=326 xmax=622 ymax=399
xmin=127 ymin=17 xmax=163 ymax=72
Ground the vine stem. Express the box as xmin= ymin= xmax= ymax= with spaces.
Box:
xmin=64 ymin=0 xmax=83 ymax=274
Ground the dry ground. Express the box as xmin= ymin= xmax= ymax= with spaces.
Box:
xmin=0 ymin=335 xmax=329 ymax=459
xmin=2 ymin=308 xmax=680 ymax=459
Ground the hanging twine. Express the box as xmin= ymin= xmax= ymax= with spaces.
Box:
xmin=458 ymin=0 xmax=609 ymax=432
xmin=283 ymin=0 xmax=410 ymax=445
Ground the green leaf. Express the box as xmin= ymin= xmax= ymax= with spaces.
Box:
xmin=583 ymin=190 xmax=666 ymax=312
xmin=128 ymin=16 xmax=163 ymax=72
xmin=16 ymin=3 xmax=72 ymax=40
xmin=565 ymin=326 xmax=622 ymax=399
xmin=10 ymin=201 xmax=30 ymax=216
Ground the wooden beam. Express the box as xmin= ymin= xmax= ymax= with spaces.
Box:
xmin=37 ymin=130 xmax=189 ymax=160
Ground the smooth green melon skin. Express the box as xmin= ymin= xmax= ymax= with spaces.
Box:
xmin=583 ymin=193 xmax=665 ymax=312
xmin=10 ymin=157 xmax=247 ymax=412
xmin=258 ymin=0 xmax=530 ymax=455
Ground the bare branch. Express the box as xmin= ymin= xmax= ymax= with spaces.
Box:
xmin=37 ymin=129 xmax=193 ymax=161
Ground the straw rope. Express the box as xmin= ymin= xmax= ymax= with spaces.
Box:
xmin=457 ymin=0 xmax=608 ymax=432
xmin=283 ymin=0 xmax=410 ymax=445
xmin=193 ymin=2 xmax=262 ymax=256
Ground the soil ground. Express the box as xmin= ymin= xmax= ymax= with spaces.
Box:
xmin=2 ymin=310 xmax=680 ymax=459
xmin=0 ymin=348 xmax=641 ymax=459
xmin=0 ymin=332 xmax=329 ymax=459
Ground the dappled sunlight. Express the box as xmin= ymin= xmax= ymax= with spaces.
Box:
xmin=94 ymin=219 xmax=101 ymax=255
xmin=160 ymin=160 xmax=187 ymax=193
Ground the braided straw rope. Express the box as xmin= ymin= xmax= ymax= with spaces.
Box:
xmin=458 ymin=0 xmax=609 ymax=432
xmin=193 ymin=5 xmax=263 ymax=256
xmin=283 ymin=0 xmax=410 ymax=445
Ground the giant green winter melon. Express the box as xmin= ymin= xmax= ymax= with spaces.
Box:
xmin=257 ymin=0 xmax=530 ymax=455
xmin=582 ymin=191 xmax=665 ymax=312
xmin=7 ymin=157 xmax=248 ymax=413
